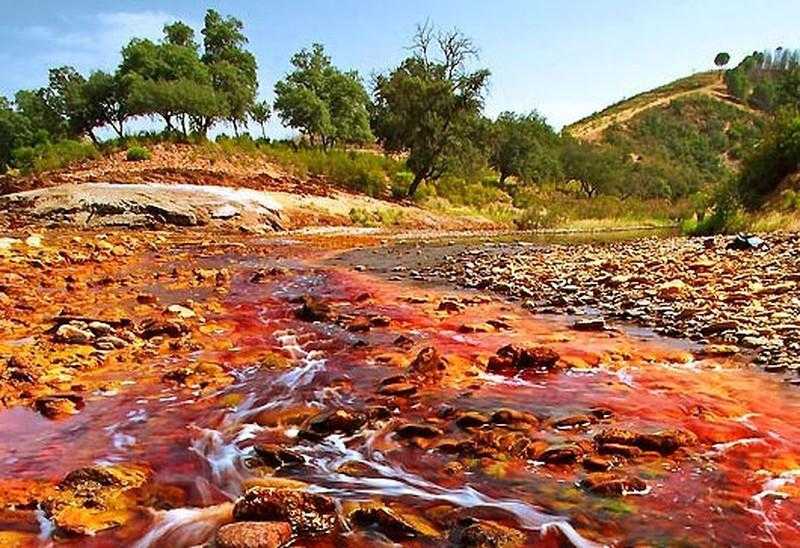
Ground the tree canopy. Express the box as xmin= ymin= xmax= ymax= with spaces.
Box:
xmin=371 ymin=23 xmax=490 ymax=196
xmin=274 ymin=43 xmax=372 ymax=148
xmin=489 ymin=111 xmax=562 ymax=184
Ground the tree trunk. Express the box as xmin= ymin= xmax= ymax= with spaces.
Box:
xmin=232 ymin=119 xmax=239 ymax=138
xmin=87 ymin=131 xmax=100 ymax=146
xmin=407 ymin=172 xmax=425 ymax=197
xmin=260 ymin=124 xmax=266 ymax=139
xmin=499 ymin=171 xmax=509 ymax=184
xmin=180 ymin=116 xmax=188 ymax=138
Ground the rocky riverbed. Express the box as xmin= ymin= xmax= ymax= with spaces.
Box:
xmin=356 ymin=232 xmax=800 ymax=379
xmin=2 ymin=228 xmax=800 ymax=547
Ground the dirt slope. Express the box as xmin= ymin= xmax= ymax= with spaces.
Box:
xmin=565 ymin=71 xmax=758 ymax=142
xmin=0 ymin=144 xmax=494 ymax=231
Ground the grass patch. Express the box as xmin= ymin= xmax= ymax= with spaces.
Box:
xmin=126 ymin=146 xmax=151 ymax=162
xmin=12 ymin=140 xmax=99 ymax=174
xmin=348 ymin=207 xmax=405 ymax=227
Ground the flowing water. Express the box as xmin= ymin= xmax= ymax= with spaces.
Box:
xmin=1 ymin=235 xmax=799 ymax=546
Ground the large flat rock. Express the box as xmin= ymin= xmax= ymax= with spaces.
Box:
xmin=0 ymin=182 xmax=283 ymax=230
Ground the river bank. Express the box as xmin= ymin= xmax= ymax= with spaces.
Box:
xmin=0 ymin=227 xmax=799 ymax=546
xmin=341 ymin=231 xmax=800 ymax=379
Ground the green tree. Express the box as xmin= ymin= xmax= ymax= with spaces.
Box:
xmin=14 ymin=89 xmax=65 ymax=139
xmin=249 ymin=100 xmax=271 ymax=138
xmin=120 ymin=21 xmax=225 ymax=136
xmin=489 ymin=111 xmax=562 ymax=184
xmin=372 ymin=23 xmax=490 ymax=196
xmin=201 ymin=9 xmax=258 ymax=136
xmin=561 ymin=139 xmax=629 ymax=197
xmin=163 ymin=21 xmax=197 ymax=49
xmin=274 ymin=43 xmax=371 ymax=148
xmin=0 ymin=97 xmax=33 ymax=173
xmin=714 ymin=52 xmax=731 ymax=68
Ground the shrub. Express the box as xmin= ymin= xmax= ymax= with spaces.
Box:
xmin=126 ymin=146 xmax=151 ymax=162
xmin=348 ymin=207 xmax=404 ymax=227
xmin=12 ymin=140 xmax=98 ymax=174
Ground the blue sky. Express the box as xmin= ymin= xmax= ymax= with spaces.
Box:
xmin=1 ymin=0 xmax=799 ymax=136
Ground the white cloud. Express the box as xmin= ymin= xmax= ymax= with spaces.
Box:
xmin=22 ymin=10 xmax=179 ymax=72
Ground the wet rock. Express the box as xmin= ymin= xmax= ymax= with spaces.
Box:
xmin=216 ymin=521 xmax=293 ymax=548
xmin=43 ymin=464 xmax=151 ymax=536
xmin=307 ymin=409 xmax=366 ymax=436
xmin=636 ymin=429 xmax=697 ymax=454
xmin=393 ymin=334 xmax=415 ymax=349
xmin=136 ymin=293 xmax=158 ymax=305
xmin=233 ymin=487 xmax=336 ymax=534
xmin=489 ymin=408 xmax=538 ymax=426
xmin=378 ymin=382 xmax=417 ymax=397
xmin=594 ymin=427 xmax=696 ymax=455
xmin=589 ymin=407 xmax=614 ymax=420
xmin=455 ymin=411 xmax=491 ymax=429
xmin=347 ymin=502 xmax=440 ymax=541
xmin=294 ymin=297 xmax=332 ymax=322
xmin=571 ymin=318 xmax=607 ymax=331
xmin=551 ymin=414 xmax=597 ymax=430
xmin=252 ymin=444 xmax=304 ymax=469
xmin=448 ymin=517 xmax=526 ymax=548
xmin=394 ymin=423 xmax=444 ymax=439
xmin=249 ymin=267 xmax=287 ymax=283
xmin=700 ymin=321 xmax=739 ymax=336
xmin=139 ymin=318 xmax=187 ymax=339
xmin=35 ymin=394 xmax=84 ymax=419
xmin=580 ymin=473 xmax=647 ymax=496
xmin=336 ymin=460 xmax=380 ymax=478
xmin=54 ymin=323 xmax=94 ymax=344
xmin=582 ymin=455 xmax=613 ymax=471
xmin=487 ymin=344 xmax=560 ymax=373
xmin=409 ymin=346 xmax=445 ymax=376
xmin=538 ymin=444 xmax=583 ymax=464
xmin=598 ymin=443 xmax=642 ymax=458
xmin=437 ymin=299 xmax=463 ymax=312
xmin=347 ymin=317 xmax=371 ymax=332
xmin=698 ymin=344 xmax=740 ymax=357
xmin=458 ymin=323 xmax=494 ymax=334
xmin=369 ymin=315 xmax=391 ymax=327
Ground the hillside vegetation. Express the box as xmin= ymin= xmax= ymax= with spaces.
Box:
xmin=2 ymin=11 xmax=799 ymax=234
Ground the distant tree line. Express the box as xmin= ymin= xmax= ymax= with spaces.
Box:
xmin=1 ymin=12 xmax=754 ymax=206
xmin=723 ymin=47 xmax=800 ymax=112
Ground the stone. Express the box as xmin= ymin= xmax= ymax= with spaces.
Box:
xmin=43 ymin=464 xmax=151 ymax=536
xmin=307 ymin=409 xmax=366 ymax=436
xmin=580 ymin=473 xmax=647 ymax=496
xmin=233 ymin=487 xmax=336 ymax=534
xmin=347 ymin=502 xmax=439 ymax=540
xmin=487 ymin=344 xmax=560 ymax=373
xmin=448 ymin=517 xmax=526 ymax=548
xmin=455 ymin=411 xmax=491 ymax=429
xmin=139 ymin=319 xmax=187 ymax=339
xmin=598 ymin=443 xmax=642 ymax=458
xmin=294 ymin=297 xmax=332 ymax=322
xmin=551 ymin=414 xmax=597 ymax=430
xmin=215 ymin=521 xmax=292 ymax=548
xmin=571 ymin=318 xmax=607 ymax=331
xmin=538 ymin=444 xmax=583 ymax=464
xmin=409 ymin=346 xmax=445 ymax=376
xmin=252 ymin=444 xmax=304 ymax=469
xmin=35 ymin=394 xmax=84 ymax=419
xmin=55 ymin=323 xmax=94 ymax=344
xmin=378 ymin=382 xmax=417 ymax=397
xmin=394 ymin=423 xmax=444 ymax=439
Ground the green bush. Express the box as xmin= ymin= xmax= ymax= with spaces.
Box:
xmin=12 ymin=139 xmax=98 ymax=174
xmin=348 ymin=207 xmax=404 ymax=227
xmin=126 ymin=145 xmax=151 ymax=161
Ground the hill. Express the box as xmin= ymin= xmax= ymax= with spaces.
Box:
xmin=565 ymin=71 xmax=758 ymax=141
xmin=563 ymin=71 xmax=765 ymax=201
